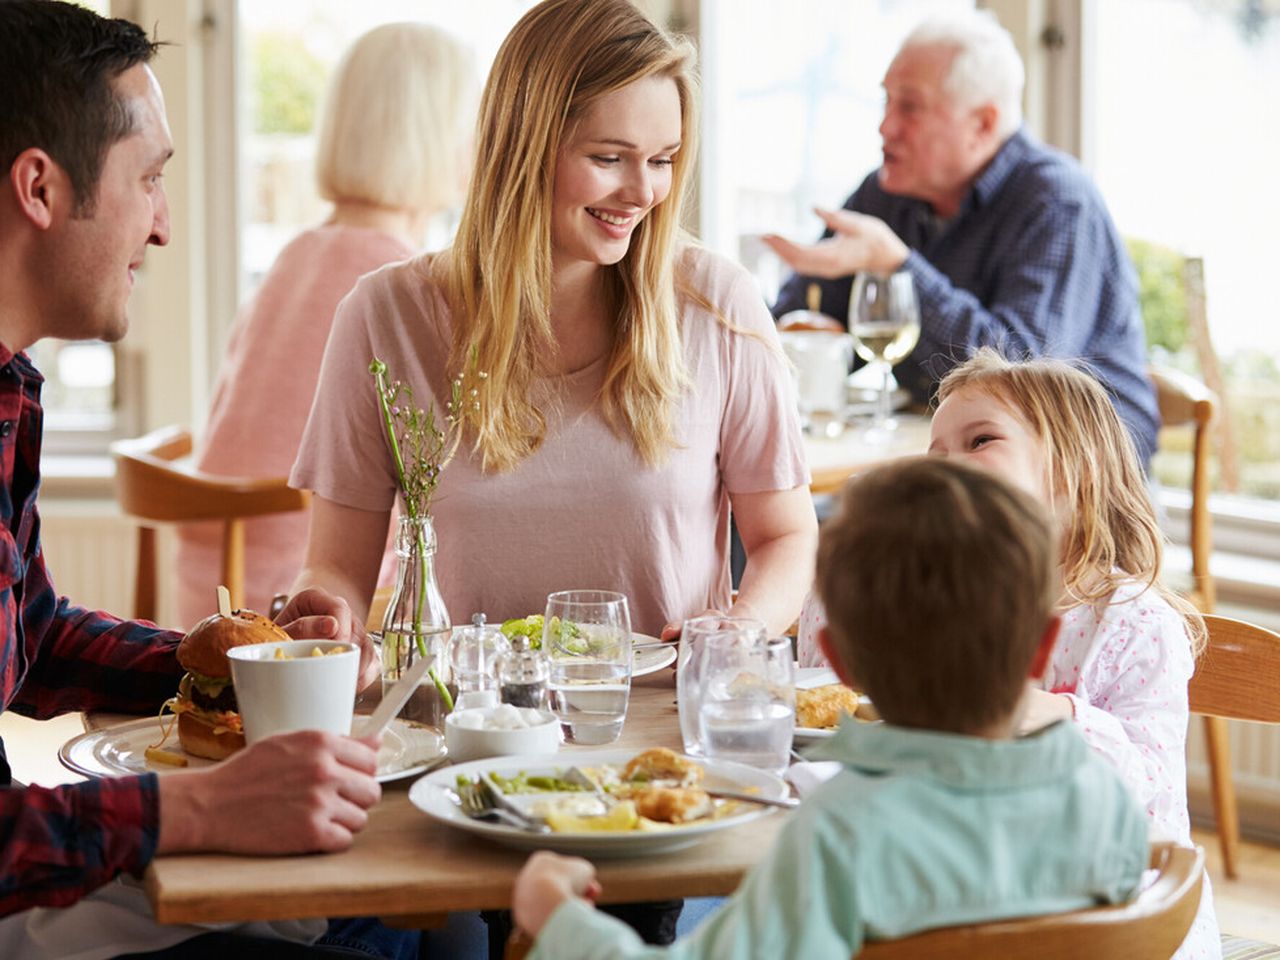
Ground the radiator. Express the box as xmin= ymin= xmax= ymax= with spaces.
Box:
xmin=32 ymin=502 xmax=1280 ymax=840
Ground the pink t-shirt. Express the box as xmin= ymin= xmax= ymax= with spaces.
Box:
xmin=175 ymin=225 xmax=413 ymax=627
xmin=290 ymin=246 xmax=809 ymax=636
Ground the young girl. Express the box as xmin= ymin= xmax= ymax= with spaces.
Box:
xmin=798 ymin=348 xmax=1219 ymax=959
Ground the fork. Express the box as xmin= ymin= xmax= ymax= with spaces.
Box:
xmin=450 ymin=782 xmax=551 ymax=834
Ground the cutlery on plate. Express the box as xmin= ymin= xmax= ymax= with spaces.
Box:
xmin=478 ymin=771 xmax=555 ymax=831
xmin=355 ymin=653 xmax=435 ymax=740
xmin=703 ymin=787 xmax=799 ymax=809
xmin=630 ymin=640 xmax=674 ymax=654
xmin=449 ymin=785 xmax=551 ymax=834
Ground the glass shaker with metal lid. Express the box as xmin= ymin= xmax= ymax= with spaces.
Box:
xmin=498 ymin=631 xmax=549 ymax=709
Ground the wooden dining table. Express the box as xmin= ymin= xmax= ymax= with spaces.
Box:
xmin=803 ymin=413 xmax=931 ymax=495
xmin=131 ymin=671 xmax=789 ymax=928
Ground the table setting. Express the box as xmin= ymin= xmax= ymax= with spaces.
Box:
xmin=55 ymin=591 xmax=868 ymax=927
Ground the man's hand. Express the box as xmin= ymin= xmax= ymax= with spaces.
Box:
xmin=1017 ymin=687 xmax=1074 ymax=735
xmin=513 ymin=851 xmax=602 ymax=939
xmin=764 ymin=207 xmax=910 ymax=278
xmin=276 ymin=587 xmax=379 ymax=690
xmin=156 ymin=730 xmax=381 ymax=855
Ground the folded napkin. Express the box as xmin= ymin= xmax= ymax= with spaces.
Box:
xmin=785 ymin=760 xmax=842 ymax=798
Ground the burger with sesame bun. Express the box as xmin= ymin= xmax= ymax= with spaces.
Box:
xmin=171 ymin=608 xmax=290 ymax=760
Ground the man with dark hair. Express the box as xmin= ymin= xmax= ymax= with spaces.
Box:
xmin=0 ymin=4 xmax=407 ymax=957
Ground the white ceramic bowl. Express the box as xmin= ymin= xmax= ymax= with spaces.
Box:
xmin=227 ymin=639 xmax=359 ymax=744
xmin=444 ymin=705 xmax=561 ymax=762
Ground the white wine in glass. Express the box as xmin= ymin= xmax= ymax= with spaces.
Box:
xmin=849 ymin=270 xmax=920 ymax=440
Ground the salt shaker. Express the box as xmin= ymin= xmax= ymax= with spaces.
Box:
xmin=498 ymin=633 xmax=549 ymax=709
xmin=448 ymin=613 xmax=509 ymax=699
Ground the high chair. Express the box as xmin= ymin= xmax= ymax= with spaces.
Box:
xmin=502 ymin=844 xmax=1203 ymax=960
xmin=1190 ymin=615 xmax=1280 ymax=884
xmin=855 ymin=843 xmax=1203 ymax=960
xmin=111 ymin=425 xmax=310 ymax=621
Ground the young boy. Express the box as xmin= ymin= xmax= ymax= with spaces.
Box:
xmin=511 ymin=457 xmax=1150 ymax=958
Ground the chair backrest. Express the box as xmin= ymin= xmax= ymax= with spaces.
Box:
xmin=857 ymin=844 xmax=1204 ymax=960
xmin=1191 ymin=615 xmax=1280 ymax=723
xmin=111 ymin=425 xmax=310 ymax=619
xmin=1149 ymin=364 xmax=1217 ymax=611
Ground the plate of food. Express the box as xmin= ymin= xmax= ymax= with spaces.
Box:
xmin=409 ymin=746 xmax=788 ymax=856
xmin=499 ymin=615 xmax=675 ymax=677
xmin=60 ymin=606 xmax=446 ymax=783
xmin=793 ymin=671 xmax=877 ymax=745
xmin=59 ymin=715 xmax=447 ymax=784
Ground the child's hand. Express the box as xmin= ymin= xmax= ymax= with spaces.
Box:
xmin=513 ymin=851 xmax=602 ymax=938
xmin=1017 ymin=687 xmax=1074 ymax=734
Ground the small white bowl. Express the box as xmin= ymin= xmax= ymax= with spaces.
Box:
xmin=444 ymin=705 xmax=561 ymax=762
xmin=227 ymin=639 xmax=358 ymax=744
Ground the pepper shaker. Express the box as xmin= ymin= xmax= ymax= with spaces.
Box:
xmin=498 ymin=633 xmax=549 ymax=710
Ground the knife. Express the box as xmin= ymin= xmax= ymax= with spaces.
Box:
xmin=703 ymin=787 xmax=799 ymax=809
xmin=356 ymin=653 xmax=435 ymax=739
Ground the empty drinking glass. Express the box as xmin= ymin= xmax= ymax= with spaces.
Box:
xmin=677 ymin=616 xmax=767 ymax=757
xmin=697 ymin=634 xmax=795 ymax=775
xmin=545 ymin=590 xmax=632 ymax=745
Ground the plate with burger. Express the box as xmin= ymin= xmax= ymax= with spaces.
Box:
xmin=58 ymin=607 xmax=447 ymax=783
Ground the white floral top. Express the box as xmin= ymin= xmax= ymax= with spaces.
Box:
xmin=796 ymin=582 xmax=1221 ymax=959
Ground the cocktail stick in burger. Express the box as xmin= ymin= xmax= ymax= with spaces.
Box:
xmin=171 ymin=609 xmax=290 ymax=760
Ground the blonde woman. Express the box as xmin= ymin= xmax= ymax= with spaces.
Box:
xmin=290 ymin=0 xmax=817 ymax=641
xmin=175 ymin=22 xmax=475 ymax=627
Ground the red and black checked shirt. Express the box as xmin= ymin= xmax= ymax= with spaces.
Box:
xmin=0 ymin=345 xmax=183 ymax=916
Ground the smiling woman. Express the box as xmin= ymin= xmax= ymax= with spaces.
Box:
xmin=289 ymin=0 xmax=817 ymax=647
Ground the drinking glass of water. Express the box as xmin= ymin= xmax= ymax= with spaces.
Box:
xmin=696 ymin=633 xmax=795 ymax=775
xmin=677 ymin=616 xmax=767 ymax=757
xmin=848 ymin=270 xmax=920 ymax=442
xmin=545 ymin=590 xmax=631 ymax=745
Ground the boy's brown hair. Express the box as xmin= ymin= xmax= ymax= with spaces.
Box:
xmin=816 ymin=457 xmax=1057 ymax=734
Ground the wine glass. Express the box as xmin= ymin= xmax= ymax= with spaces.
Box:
xmin=544 ymin=590 xmax=632 ymax=744
xmin=848 ymin=270 xmax=921 ymax=442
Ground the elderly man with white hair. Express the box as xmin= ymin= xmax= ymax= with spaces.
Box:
xmin=768 ymin=10 xmax=1159 ymax=464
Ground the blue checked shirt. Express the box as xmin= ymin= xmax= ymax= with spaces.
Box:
xmin=774 ymin=129 xmax=1160 ymax=463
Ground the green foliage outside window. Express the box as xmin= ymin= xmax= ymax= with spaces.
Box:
xmin=251 ymin=32 xmax=327 ymax=136
xmin=1127 ymin=237 xmax=1191 ymax=357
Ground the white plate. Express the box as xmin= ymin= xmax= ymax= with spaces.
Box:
xmin=793 ymin=725 xmax=836 ymax=745
xmin=793 ymin=668 xmax=874 ymax=745
xmin=409 ymin=748 xmax=788 ymax=857
xmin=632 ymin=637 xmax=675 ymax=677
xmin=59 ymin=716 xmax=447 ymax=784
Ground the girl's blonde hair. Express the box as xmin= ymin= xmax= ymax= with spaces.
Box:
xmin=315 ymin=23 xmax=475 ymax=214
xmin=936 ymin=349 xmax=1205 ymax=653
xmin=442 ymin=0 xmax=698 ymax=472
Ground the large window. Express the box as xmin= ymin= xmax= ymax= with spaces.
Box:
xmin=238 ymin=1 xmax=536 ymax=296
xmin=1092 ymin=0 xmax=1280 ymax=506
xmin=701 ymin=0 xmax=972 ymax=297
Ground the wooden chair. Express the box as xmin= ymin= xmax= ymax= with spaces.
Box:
xmin=855 ymin=844 xmax=1203 ymax=960
xmin=111 ymin=425 xmax=310 ymax=621
xmin=1190 ymin=615 xmax=1280 ymax=882
xmin=503 ymin=844 xmax=1203 ymax=960
xmin=1150 ymin=364 xmax=1217 ymax=610
xmin=1149 ymin=366 xmax=1241 ymax=877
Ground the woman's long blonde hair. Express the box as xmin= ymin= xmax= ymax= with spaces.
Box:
xmin=442 ymin=0 xmax=698 ymax=473
xmin=937 ymin=349 xmax=1205 ymax=653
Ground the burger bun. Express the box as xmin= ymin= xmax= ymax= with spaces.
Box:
xmin=178 ymin=608 xmax=290 ymax=679
xmin=177 ymin=710 xmax=246 ymax=761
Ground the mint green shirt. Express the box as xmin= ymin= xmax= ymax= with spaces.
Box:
xmin=531 ymin=721 xmax=1148 ymax=959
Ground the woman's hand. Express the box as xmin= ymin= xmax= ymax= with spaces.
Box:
xmin=276 ymin=587 xmax=379 ymax=691
xmin=513 ymin=851 xmax=602 ymax=939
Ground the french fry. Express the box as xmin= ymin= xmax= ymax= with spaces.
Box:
xmin=145 ymin=746 xmax=188 ymax=767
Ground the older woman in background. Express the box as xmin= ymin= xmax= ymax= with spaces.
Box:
xmin=175 ymin=22 xmax=475 ymax=627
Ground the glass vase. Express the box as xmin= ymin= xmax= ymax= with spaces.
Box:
xmin=380 ymin=514 xmax=453 ymax=729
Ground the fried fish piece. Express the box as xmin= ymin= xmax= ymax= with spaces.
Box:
xmin=631 ymin=786 xmax=713 ymax=824
xmin=796 ymin=684 xmax=862 ymax=729
xmin=622 ymin=747 xmax=703 ymax=786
